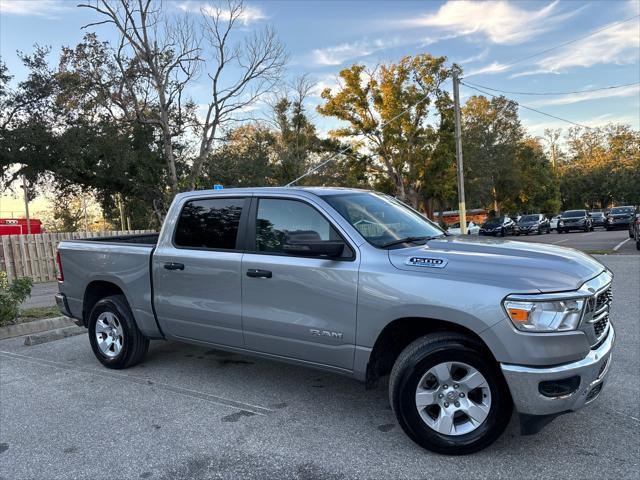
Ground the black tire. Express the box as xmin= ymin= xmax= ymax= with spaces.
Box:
xmin=88 ymin=295 xmax=149 ymax=369
xmin=636 ymin=239 xmax=640 ymax=251
xmin=629 ymin=228 xmax=634 ymax=239
xmin=389 ymin=333 xmax=512 ymax=455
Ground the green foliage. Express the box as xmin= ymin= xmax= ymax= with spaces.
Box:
xmin=559 ymin=125 xmax=640 ymax=209
xmin=0 ymin=273 xmax=33 ymax=326
xmin=462 ymin=95 xmax=524 ymax=215
xmin=317 ymin=54 xmax=454 ymax=208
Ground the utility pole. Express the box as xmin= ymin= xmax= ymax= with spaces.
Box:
xmin=452 ymin=67 xmax=467 ymax=234
xmin=118 ymin=194 xmax=126 ymax=232
xmin=21 ymin=174 xmax=31 ymax=235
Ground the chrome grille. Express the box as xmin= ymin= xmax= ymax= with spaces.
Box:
xmin=582 ymin=284 xmax=612 ymax=347
xmin=593 ymin=314 xmax=609 ymax=338
xmin=595 ymin=287 xmax=612 ymax=312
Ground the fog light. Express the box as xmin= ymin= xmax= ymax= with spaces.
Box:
xmin=538 ymin=376 xmax=580 ymax=398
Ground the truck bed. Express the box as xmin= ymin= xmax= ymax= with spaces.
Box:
xmin=80 ymin=233 xmax=159 ymax=245
xmin=57 ymin=235 xmax=161 ymax=338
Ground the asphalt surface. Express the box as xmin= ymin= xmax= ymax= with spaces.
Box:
xmin=1 ymin=254 xmax=638 ymax=480
xmin=21 ymin=282 xmax=57 ymax=309
xmin=501 ymin=227 xmax=638 ymax=255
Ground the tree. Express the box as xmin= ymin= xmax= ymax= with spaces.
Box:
xmin=79 ymin=0 xmax=201 ymax=195
xmin=0 ymin=47 xmax=59 ymax=194
xmin=559 ymin=124 xmax=640 ymax=209
xmin=203 ymin=124 xmax=276 ymax=187
xmin=317 ymin=54 xmax=453 ymax=208
xmin=515 ymin=138 xmax=559 ymax=214
xmin=462 ymin=95 xmax=524 ymax=216
xmin=190 ymin=0 xmax=287 ymax=189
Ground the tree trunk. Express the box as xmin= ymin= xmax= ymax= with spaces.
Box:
xmin=492 ymin=187 xmax=500 ymax=217
xmin=162 ymin=127 xmax=178 ymax=194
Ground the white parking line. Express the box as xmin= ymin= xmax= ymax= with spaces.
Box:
xmin=552 ymin=238 xmax=570 ymax=244
xmin=613 ymin=238 xmax=630 ymax=251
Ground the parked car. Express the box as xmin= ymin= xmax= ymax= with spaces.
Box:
xmin=447 ymin=221 xmax=480 ymax=235
xmin=479 ymin=216 xmax=516 ymax=236
xmin=589 ymin=211 xmax=606 ymax=228
xmin=605 ymin=206 xmax=636 ymax=230
xmin=549 ymin=214 xmax=562 ymax=231
xmin=631 ymin=213 xmax=640 ymax=250
xmin=56 ymin=188 xmax=615 ymax=454
xmin=515 ymin=214 xmax=550 ymax=235
xmin=557 ymin=210 xmax=594 ymax=233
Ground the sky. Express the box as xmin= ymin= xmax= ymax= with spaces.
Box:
xmin=1 ymin=0 xmax=639 ymax=136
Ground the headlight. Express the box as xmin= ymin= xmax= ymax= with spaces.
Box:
xmin=558 ymin=220 xmax=564 ymax=226
xmin=503 ymin=295 xmax=586 ymax=332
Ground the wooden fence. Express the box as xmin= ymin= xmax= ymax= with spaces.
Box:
xmin=0 ymin=230 xmax=155 ymax=283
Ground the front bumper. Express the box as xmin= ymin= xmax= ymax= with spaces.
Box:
xmin=501 ymin=324 xmax=614 ymax=415
xmin=559 ymin=221 xmax=585 ymax=230
xmin=607 ymin=218 xmax=631 ymax=228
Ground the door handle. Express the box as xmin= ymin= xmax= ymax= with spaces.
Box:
xmin=246 ymin=269 xmax=272 ymax=278
xmin=164 ymin=262 xmax=185 ymax=271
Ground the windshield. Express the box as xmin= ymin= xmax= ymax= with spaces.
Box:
xmin=563 ymin=210 xmax=585 ymax=218
xmin=322 ymin=192 xmax=444 ymax=247
xmin=591 ymin=212 xmax=603 ymax=217
xmin=450 ymin=222 xmax=460 ymax=228
xmin=610 ymin=207 xmax=634 ymax=214
xmin=520 ymin=215 xmax=540 ymax=222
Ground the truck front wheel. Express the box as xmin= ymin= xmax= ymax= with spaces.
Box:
xmin=389 ymin=333 xmax=512 ymax=455
xmin=88 ymin=295 xmax=149 ymax=369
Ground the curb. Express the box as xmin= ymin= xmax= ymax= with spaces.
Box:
xmin=24 ymin=326 xmax=86 ymax=346
xmin=0 ymin=316 xmax=76 ymax=340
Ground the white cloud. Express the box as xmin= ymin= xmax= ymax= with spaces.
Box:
xmin=407 ymin=0 xmax=579 ymax=45
xmin=465 ymin=61 xmax=509 ymax=76
xmin=311 ymin=38 xmax=403 ymax=66
xmin=178 ymin=1 xmax=267 ymax=25
xmin=0 ymin=0 xmax=65 ymax=17
xmin=533 ymin=21 xmax=640 ymax=73
xmin=528 ymin=84 xmax=640 ymax=107
xmin=459 ymin=48 xmax=490 ymax=64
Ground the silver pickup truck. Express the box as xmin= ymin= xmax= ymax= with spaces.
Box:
xmin=56 ymin=188 xmax=614 ymax=454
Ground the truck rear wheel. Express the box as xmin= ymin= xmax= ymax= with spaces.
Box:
xmin=389 ymin=333 xmax=512 ymax=455
xmin=88 ymin=295 xmax=149 ymax=369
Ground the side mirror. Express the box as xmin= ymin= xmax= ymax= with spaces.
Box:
xmin=282 ymin=230 xmax=345 ymax=258
xmin=282 ymin=240 xmax=345 ymax=257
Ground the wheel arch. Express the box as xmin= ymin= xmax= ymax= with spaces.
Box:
xmin=82 ymin=280 xmax=127 ymax=326
xmin=364 ymin=316 xmax=497 ymax=389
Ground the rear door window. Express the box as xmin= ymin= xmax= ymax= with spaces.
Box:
xmin=174 ymin=198 xmax=245 ymax=250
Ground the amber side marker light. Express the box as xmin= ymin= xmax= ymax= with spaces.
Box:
xmin=508 ymin=308 xmax=529 ymax=322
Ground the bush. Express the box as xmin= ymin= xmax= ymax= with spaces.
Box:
xmin=0 ymin=272 xmax=33 ymax=326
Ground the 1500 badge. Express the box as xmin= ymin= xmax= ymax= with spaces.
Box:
xmin=405 ymin=257 xmax=448 ymax=269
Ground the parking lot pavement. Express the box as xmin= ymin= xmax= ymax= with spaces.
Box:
xmin=1 ymin=255 xmax=638 ymax=480
xmin=21 ymin=282 xmax=58 ymax=309
xmin=508 ymin=228 xmax=638 ymax=255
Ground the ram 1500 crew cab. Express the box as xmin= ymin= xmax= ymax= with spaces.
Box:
xmin=56 ymin=188 xmax=615 ymax=454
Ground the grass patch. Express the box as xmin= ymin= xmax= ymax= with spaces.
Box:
xmin=17 ymin=306 xmax=61 ymax=322
xmin=585 ymin=249 xmax=615 ymax=255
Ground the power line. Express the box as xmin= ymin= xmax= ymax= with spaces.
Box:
xmin=464 ymin=14 xmax=640 ymax=79
xmin=460 ymin=81 xmax=593 ymax=129
xmin=462 ymin=80 xmax=640 ymax=96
